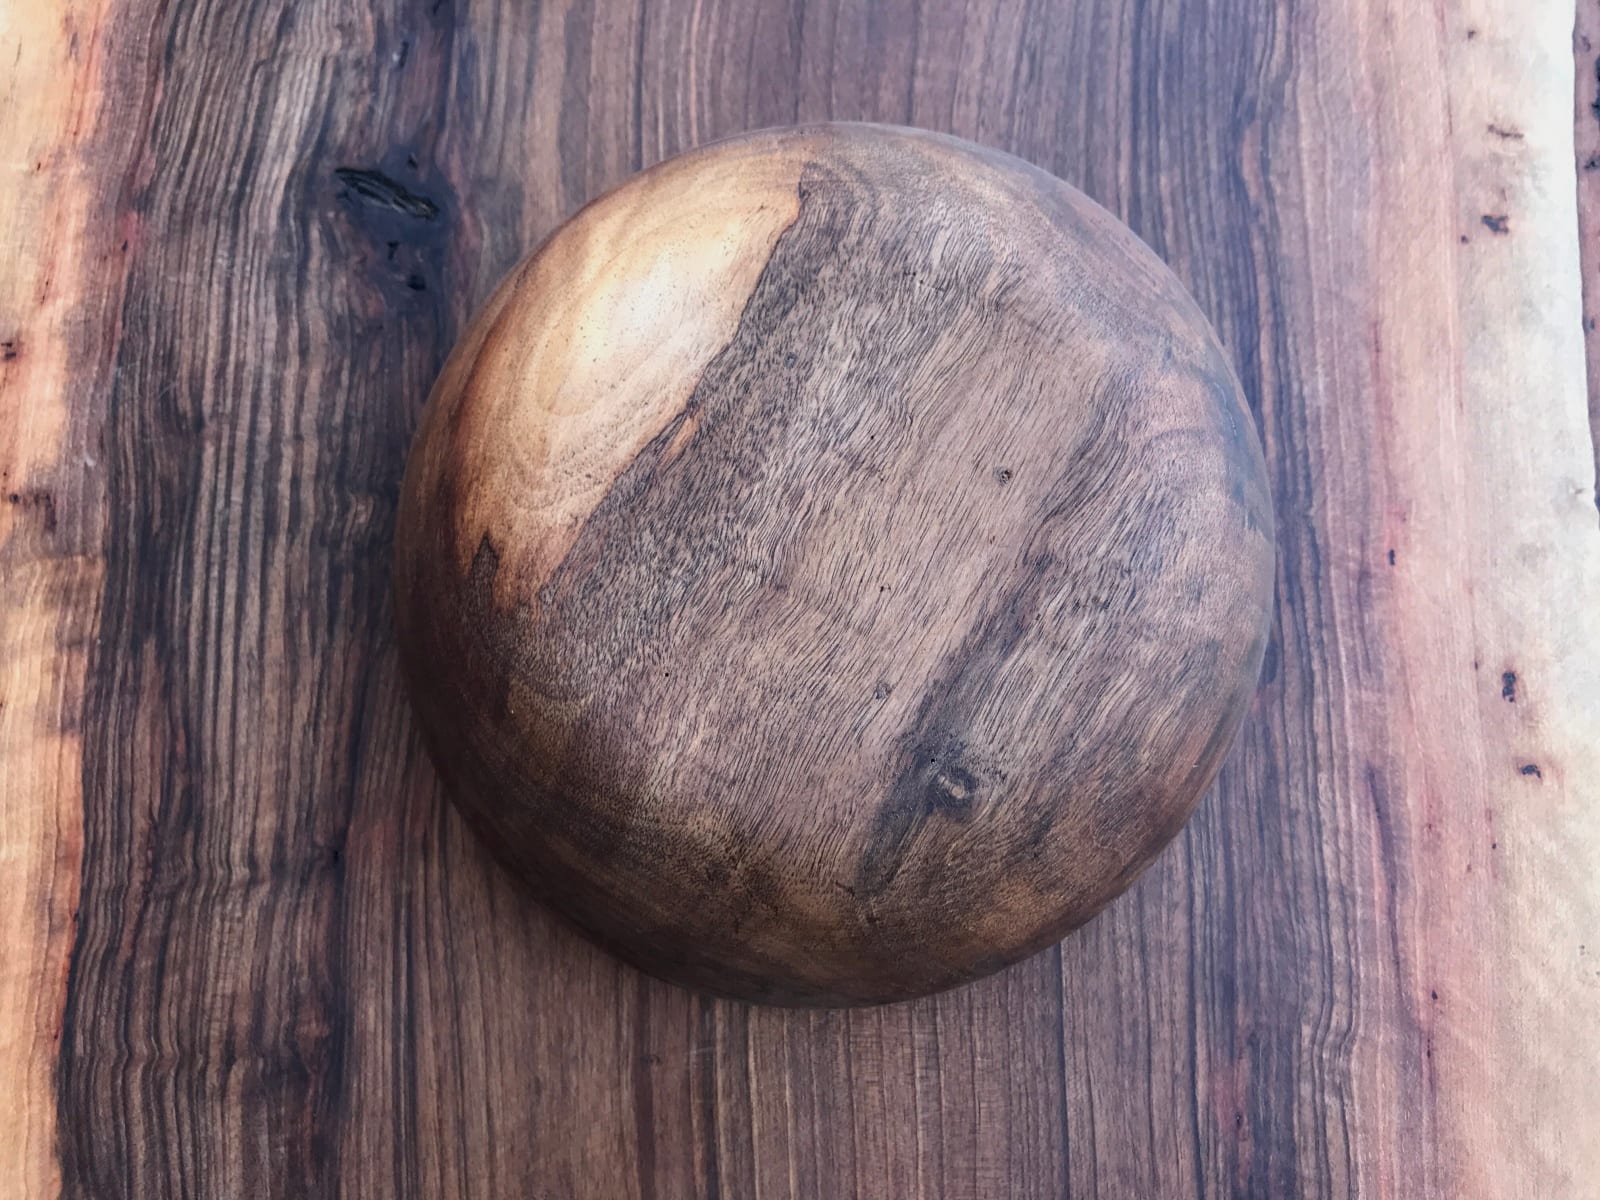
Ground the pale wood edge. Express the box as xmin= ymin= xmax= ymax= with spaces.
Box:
xmin=0 ymin=2 xmax=115 ymax=1193
xmin=1438 ymin=0 xmax=1600 ymax=1191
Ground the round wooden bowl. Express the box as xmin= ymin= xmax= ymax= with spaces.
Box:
xmin=394 ymin=123 xmax=1275 ymax=1006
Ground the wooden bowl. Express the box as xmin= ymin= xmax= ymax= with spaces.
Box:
xmin=394 ymin=123 xmax=1275 ymax=1006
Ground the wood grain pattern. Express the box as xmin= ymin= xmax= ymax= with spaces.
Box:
xmin=394 ymin=123 xmax=1275 ymax=1006
xmin=0 ymin=0 xmax=1594 ymax=1195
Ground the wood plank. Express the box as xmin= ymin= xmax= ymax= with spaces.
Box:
xmin=0 ymin=0 xmax=1593 ymax=1195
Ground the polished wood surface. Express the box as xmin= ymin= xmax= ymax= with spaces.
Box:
xmin=2 ymin=0 xmax=1597 ymax=1195
xmin=395 ymin=123 xmax=1274 ymax=1005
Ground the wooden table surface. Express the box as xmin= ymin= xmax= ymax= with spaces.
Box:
xmin=3 ymin=0 xmax=1597 ymax=1196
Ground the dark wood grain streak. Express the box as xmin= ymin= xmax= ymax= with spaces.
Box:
xmin=1578 ymin=0 xmax=1600 ymax=486
xmin=58 ymin=0 xmax=468 ymax=1192
xmin=10 ymin=0 xmax=1592 ymax=1196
